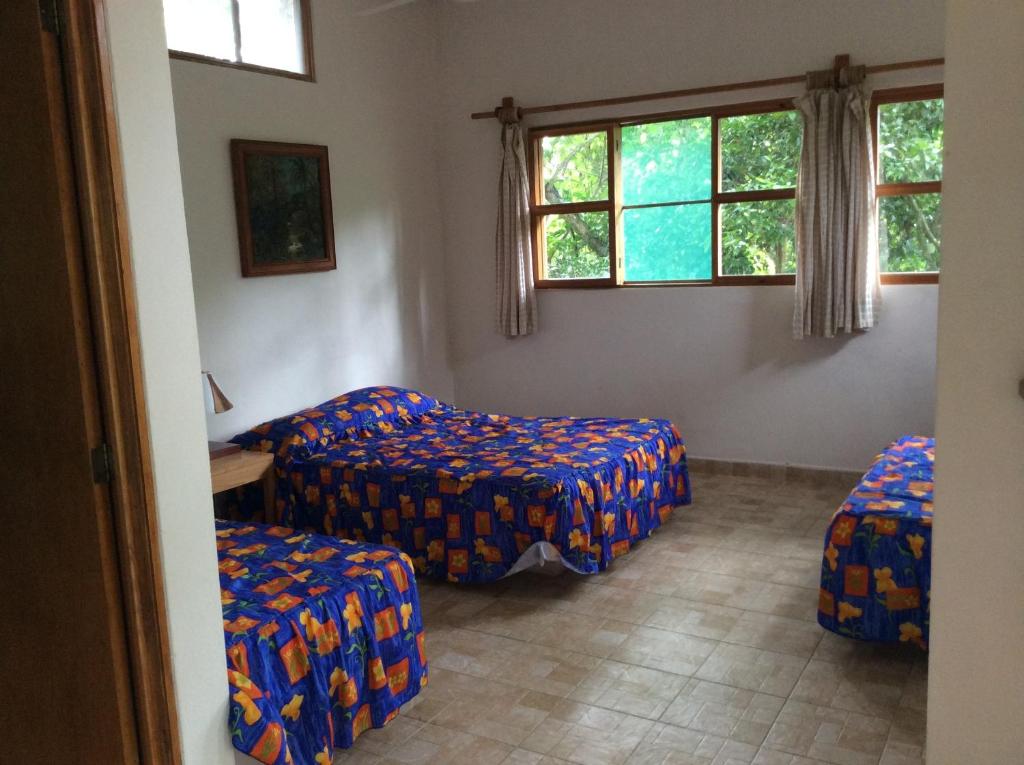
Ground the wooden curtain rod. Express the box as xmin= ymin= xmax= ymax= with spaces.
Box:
xmin=470 ymin=56 xmax=944 ymax=120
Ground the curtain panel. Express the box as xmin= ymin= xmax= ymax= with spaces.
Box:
xmin=495 ymin=108 xmax=537 ymax=337
xmin=793 ymin=68 xmax=880 ymax=339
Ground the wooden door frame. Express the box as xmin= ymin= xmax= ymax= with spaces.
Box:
xmin=52 ymin=1 xmax=183 ymax=761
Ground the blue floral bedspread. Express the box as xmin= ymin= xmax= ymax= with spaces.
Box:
xmin=232 ymin=386 xmax=691 ymax=583
xmin=818 ymin=435 xmax=933 ymax=648
xmin=218 ymin=520 xmax=427 ymax=764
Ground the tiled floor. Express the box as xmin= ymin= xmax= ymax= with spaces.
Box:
xmin=336 ymin=470 xmax=928 ymax=765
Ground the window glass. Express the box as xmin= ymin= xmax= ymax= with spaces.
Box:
xmin=542 ymin=212 xmax=610 ymax=279
xmin=238 ymin=0 xmax=305 ymax=73
xmin=622 ymin=118 xmax=711 ymax=205
xmin=879 ymin=99 xmax=944 ymax=184
xmin=163 ymin=0 xmax=309 ymax=75
xmin=720 ymin=199 xmax=796 ymax=276
xmin=720 ymin=111 xmax=801 ymax=192
xmin=164 ymin=0 xmax=235 ymax=61
xmin=541 ymin=132 xmax=608 ymax=205
xmin=623 ymin=204 xmax=711 ymax=281
xmin=879 ymin=194 xmax=942 ymax=273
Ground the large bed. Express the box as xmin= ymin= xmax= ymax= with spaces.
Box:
xmin=817 ymin=436 xmax=933 ymax=648
xmin=218 ymin=520 xmax=427 ymax=764
xmin=231 ymin=386 xmax=690 ymax=583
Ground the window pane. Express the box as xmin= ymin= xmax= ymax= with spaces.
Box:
xmin=879 ymin=99 xmax=944 ymax=184
xmin=163 ymin=0 xmax=236 ymax=61
xmin=721 ymin=111 xmax=801 ymax=192
xmin=622 ymin=118 xmax=711 ymax=205
xmin=541 ymin=132 xmax=608 ymax=204
xmin=879 ymin=194 xmax=942 ymax=272
xmin=720 ymin=199 xmax=796 ymax=276
xmin=239 ymin=0 xmax=306 ymax=73
xmin=623 ymin=204 xmax=711 ymax=281
xmin=542 ymin=212 xmax=610 ymax=279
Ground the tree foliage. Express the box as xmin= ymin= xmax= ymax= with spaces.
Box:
xmin=878 ymin=98 xmax=944 ymax=272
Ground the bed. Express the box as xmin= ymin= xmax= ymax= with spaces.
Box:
xmin=817 ymin=435 xmax=933 ymax=648
xmin=231 ymin=386 xmax=690 ymax=583
xmin=218 ymin=520 xmax=427 ymax=765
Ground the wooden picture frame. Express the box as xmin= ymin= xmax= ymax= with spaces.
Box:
xmin=230 ymin=139 xmax=336 ymax=277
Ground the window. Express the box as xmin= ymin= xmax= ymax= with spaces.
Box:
xmin=873 ymin=85 xmax=944 ymax=281
xmin=530 ymin=87 xmax=943 ymax=288
xmin=530 ymin=100 xmax=801 ymax=287
xmin=163 ymin=0 xmax=314 ymax=80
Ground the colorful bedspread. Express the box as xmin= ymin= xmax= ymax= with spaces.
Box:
xmin=218 ymin=520 xmax=427 ymax=765
xmin=232 ymin=386 xmax=690 ymax=583
xmin=818 ymin=436 xmax=933 ymax=648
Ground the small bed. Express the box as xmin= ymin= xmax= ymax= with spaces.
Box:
xmin=218 ymin=520 xmax=427 ymax=765
xmin=817 ymin=435 xmax=933 ymax=648
xmin=231 ymin=386 xmax=690 ymax=583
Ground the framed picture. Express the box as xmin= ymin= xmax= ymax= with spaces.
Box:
xmin=230 ymin=139 xmax=336 ymax=277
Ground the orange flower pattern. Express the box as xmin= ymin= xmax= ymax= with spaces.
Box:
xmin=220 ymin=520 xmax=426 ymax=764
xmin=818 ymin=436 xmax=932 ymax=648
xmin=231 ymin=387 xmax=691 ymax=582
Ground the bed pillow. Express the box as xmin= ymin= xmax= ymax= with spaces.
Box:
xmin=318 ymin=386 xmax=443 ymax=432
xmin=231 ymin=386 xmax=444 ymax=460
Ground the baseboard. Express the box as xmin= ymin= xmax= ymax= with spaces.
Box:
xmin=686 ymin=456 xmax=862 ymax=487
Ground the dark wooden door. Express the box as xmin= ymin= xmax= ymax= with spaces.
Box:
xmin=0 ymin=2 xmax=141 ymax=761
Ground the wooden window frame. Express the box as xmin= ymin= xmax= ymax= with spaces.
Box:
xmin=168 ymin=0 xmax=315 ymax=83
xmin=529 ymin=123 xmax=619 ymax=288
xmin=528 ymin=88 xmax=943 ymax=288
xmin=872 ymin=83 xmax=944 ymax=285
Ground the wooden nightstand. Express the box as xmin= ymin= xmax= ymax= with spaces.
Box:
xmin=210 ymin=449 xmax=276 ymax=524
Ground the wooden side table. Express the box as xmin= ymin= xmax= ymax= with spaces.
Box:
xmin=211 ymin=449 xmax=276 ymax=524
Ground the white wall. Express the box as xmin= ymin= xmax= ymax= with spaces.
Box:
xmin=438 ymin=0 xmax=946 ymax=470
xmin=927 ymin=1 xmax=1024 ymax=761
xmin=104 ymin=1 xmax=234 ymax=763
xmin=170 ymin=0 xmax=453 ymax=442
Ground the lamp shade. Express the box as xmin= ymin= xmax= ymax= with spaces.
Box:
xmin=201 ymin=371 xmax=234 ymax=414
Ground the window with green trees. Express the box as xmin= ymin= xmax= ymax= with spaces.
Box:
xmin=874 ymin=88 xmax=944 ymax=277
xmin=529 ymin=86 xmax=943 ymax=287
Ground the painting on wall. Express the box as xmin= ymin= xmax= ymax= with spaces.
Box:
xmin=230 ymin=139 xmax=336 ymax=277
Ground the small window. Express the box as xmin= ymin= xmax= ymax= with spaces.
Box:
xmin=531 ymin=126 xmax=616 ymax=285
xmin=717 ymin=110 xmax=801 ymax=279
xmin=874 ymin=88 xmax=943 ymax=278
xmin=163 ymin=0 xmax=313 ymax=80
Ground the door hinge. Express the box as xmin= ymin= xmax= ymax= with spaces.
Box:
xmin=39 ymin=0 xmax=60 ymax=35
xmin=91 ymin=443 xmax=113 ymax=485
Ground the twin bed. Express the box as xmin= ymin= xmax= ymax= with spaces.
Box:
xmin=817 ymin=435 xmax=934 ymax=648
xmin=231 ymin=386 xmax=691 ymax=582
xmin=220 ymin=386 xmax=692 ymax=763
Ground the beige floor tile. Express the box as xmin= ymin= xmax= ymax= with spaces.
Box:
xmin=723 ymin=612 xmax=824 ymax=659
xmin=695 ymin=644 xmax=808 ymax=697
xmin=670 ymin=570 xmax=769 ymax=609
xmin=764 ymin=700 xmax=890 ymax=765
xmin=751 ymin=747 xmax=825 ymax=764
xmin=628 ymin=721 xmax=760 ymax=764
xmin=570 ymin=659 xmax=690 ymax=719
xmin=524 ymin=701 xmax=655 ymax=764
xmin=790 ymin=658 xmax=909 ymax=716
xmin=878 ymin=741 xmax=924 ymax=765
xmin=644 ymin=596 xmax=746 ymax=641
xmin=611 ymin=625 xmax=719 ymax=676
xmin=659 ymin=678 xmax=785 ymax=747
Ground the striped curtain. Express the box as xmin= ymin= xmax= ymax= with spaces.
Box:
xmin=793 ymin=67 xmax=880 ymax=339
xmin=495 ymin=110 xmax=537 ymax=336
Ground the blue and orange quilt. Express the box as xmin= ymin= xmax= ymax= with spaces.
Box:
xmin=218 ymin=520 xmax=427 ymax=764
xmin=818 ymin=436 xmax=933 ymax=648
xmin=231 ymin=386 xmax=691 ymax=583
